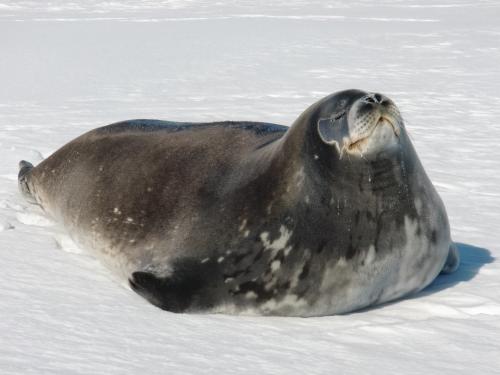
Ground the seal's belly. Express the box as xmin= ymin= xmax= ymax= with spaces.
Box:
xmin=84 ymin=209 xmax=450 ymax=317
xmin=314 ymin=216 xmax=449 ymax=316
xmin=210 ymin=215 xmax=451 ymax=317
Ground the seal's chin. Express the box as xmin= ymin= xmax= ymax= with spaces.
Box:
xmin=345 ymin=116 xmax=401 ymax=157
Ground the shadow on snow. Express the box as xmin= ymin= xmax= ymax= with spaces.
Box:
xmin=351 ymin=243 xmax=494 ymax=315
xmin=420 ymin=242 xmax=494 ymax=295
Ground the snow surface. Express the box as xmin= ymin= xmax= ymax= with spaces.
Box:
xmin=1 ymin=0 xmax=499 ymax=373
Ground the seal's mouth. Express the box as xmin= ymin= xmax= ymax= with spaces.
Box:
xmin=346 ymin=114 xmax=401 ymax=154
xmin=341 ymin=93 xmax=403 ymax=158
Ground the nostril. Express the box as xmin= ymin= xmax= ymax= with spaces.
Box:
xmin=363 ymin=93 xmax=391 ymax=106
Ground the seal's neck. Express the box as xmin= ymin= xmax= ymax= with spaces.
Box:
xmin=271 ymin=112 xmax=419 ymax=204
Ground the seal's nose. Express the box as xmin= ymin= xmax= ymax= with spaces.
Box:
xmin=363 ymin=93 xmax=391 ymax=106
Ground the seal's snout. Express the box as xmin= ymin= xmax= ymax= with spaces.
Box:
xmin=344 ymin=92 xmax=402 ymax=157
xmin=361 ymin=92 xmax=391 ymax=106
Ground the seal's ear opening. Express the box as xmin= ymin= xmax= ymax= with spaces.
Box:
xmin=317 ymin=117 xmax=345 ymax=154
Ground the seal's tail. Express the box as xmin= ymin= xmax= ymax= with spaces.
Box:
xmin=18 ymin=160 xmax=37 ymax=203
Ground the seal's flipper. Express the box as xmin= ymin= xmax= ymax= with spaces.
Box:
xmin=129 ymin=263 xmax=207 ymax=313
xmin=19 ymin=160 xmax=33 ymax=179
xmin=441 ymin=243 xmax=460 ymax=274
xmin=18 ymin=160 xmax=37 ymax=204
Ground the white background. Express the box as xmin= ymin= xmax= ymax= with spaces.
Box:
xmin=1 ymin=1 xmax=499 ymax=374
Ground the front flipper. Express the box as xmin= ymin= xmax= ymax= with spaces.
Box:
xmin=129 ymin=258 xmax=218 ymax=312
xmin=129 ymin=272 xmax=195 ymax=312
xmin=440 ymin=243 xmax=460 ymax=274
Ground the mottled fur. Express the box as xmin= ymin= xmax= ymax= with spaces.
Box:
xmin=19 ymin=90 xmax=458 ymax=316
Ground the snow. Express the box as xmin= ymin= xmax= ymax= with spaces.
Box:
xmin=1 ymin=0 xmax=499 ymax=373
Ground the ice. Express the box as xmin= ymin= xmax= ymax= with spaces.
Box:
xmin=1 ymin=0 xmax=499 ymax=374
xmin=16 ymin=212 xmax=55 ymax=227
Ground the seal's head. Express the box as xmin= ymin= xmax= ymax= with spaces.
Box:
xmin=317 ymin=90 xmax=403 ymax=159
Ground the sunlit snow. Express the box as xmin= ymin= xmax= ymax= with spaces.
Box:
xmin=1 ymin=1 xmax=499 ymax=374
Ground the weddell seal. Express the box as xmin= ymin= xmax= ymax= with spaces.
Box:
xmin=18 ymin=89 xmax=459 ymax=316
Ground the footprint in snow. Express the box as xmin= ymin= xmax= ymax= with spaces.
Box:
xmin=0 ymin=218 xmax=15 ymax=231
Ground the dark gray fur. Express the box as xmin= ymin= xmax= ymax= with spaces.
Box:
xmin=18 ymin=89 xmax=458 ymax=316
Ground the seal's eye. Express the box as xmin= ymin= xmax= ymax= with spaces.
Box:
xmin=333 ymin=110 xmax=346 ymax=121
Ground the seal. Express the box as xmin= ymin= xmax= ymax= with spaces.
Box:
xmin=18 ymin=89 xmax=459 ymax=316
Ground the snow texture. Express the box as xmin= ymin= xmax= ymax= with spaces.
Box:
xmin=1 ymin=1 xmax=499 ymax=374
